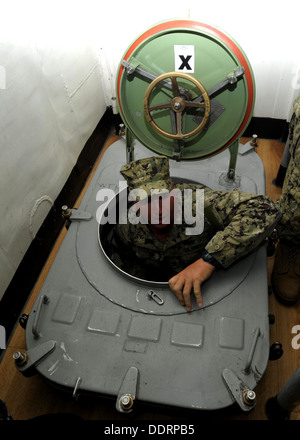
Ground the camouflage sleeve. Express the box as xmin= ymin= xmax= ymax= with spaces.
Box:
xmin=204 ymin=189 xmax=281 ymax=268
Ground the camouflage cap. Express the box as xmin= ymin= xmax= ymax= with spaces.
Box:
xmin=120 ymin=156 xmax=173 ymax=200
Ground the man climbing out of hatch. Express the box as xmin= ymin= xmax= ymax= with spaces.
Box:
xmin=271 ymin=92 xmax=300 ymax=305
xmin=114 ymin=156 xmax=281 ymax=312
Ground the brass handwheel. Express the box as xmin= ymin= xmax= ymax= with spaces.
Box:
xmin=143 ymin=72 xmax=210 ymax=139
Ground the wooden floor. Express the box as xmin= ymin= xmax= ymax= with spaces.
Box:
xmin=1 ymin=134 xmax=299 ymax=421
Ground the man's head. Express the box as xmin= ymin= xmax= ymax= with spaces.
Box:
xmin=120 ymin=156 xmax=174 ymax=229
xmin=120 ymin=156 xmax=172 ymax=201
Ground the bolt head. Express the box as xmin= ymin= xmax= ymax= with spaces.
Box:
xmin=13 ymin=351 xmax=22 ymax=360
xmin=246 ymin=390 xmax=256 ymax=401
xmin=243 ymin=389 xmax=256 ymax=405
xmin=120 ymin=394 xmax=134 ymax=410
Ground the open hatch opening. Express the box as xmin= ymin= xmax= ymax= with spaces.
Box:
xmin=98 ymin=188 xmax=174 ymax=284
xmin=98 ymin=177 xmax=203 ymax=285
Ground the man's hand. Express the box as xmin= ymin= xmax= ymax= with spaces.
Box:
xmin=168 ymin=258 xmax=215 ymax=312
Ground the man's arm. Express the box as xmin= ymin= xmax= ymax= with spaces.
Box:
xmin=204 ymin=189 xmax=281 ymax=268
xmin=169 ymin=190 xmax=281 ymax=311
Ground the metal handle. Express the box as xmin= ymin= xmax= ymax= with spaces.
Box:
xmin=32 ymin=295 xmax=49 ymax=339
xmin=243 ymin=327 xmax=261 ymax=375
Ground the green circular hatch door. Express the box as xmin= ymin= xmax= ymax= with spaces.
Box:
xmin=116 ymin=19 xmax=255 ymax=160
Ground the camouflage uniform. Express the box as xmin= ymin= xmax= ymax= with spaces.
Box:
xmin=271 ymin=93 xmax=300 ymax=304
xmin=113 ymin=156 xmax=281 ymax=280
xmin=276 ymin=93 xmax=300 ymax=244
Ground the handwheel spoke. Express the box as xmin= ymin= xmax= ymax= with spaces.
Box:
xmin=149 ymin=102 xmax=172 ymax=111
xmin=171 ymin=77 xmax=180 ymax=97
xmin=176 ymin=112 xmax=182 ymax=136
xmin=185 ymin=101 xmax=206 ymax=108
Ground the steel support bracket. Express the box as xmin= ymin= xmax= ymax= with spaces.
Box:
xmin=69 ymin=209 xmax=92 ymax=221
xmin=222 ymin=368 xmax=257 ymax=412
xmin=62 ymin=206 xmax=92 ymax=222
xmin=14 ymin=340 xmax=56 ymax=377
xmin=116 ymin=366 xmax=139 ymax=413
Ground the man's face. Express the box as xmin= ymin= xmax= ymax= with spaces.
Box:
xmin=139 ymin=192 xmax=175 ymax=229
